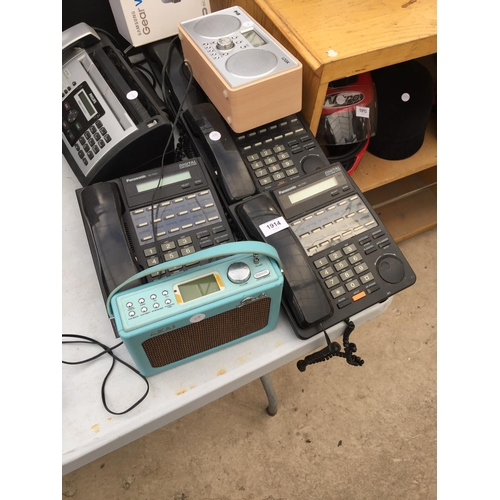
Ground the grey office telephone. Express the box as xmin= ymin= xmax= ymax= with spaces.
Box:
xmin=62 ymin=23 xmax=174 ymax=186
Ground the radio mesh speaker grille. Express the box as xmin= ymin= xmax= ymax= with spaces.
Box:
xmin=226 ymin=50 xmax=278 ymax=77
xmin=194 ymin=15 xmax=241 ymax=37
xmin=142 ymin=297 xmax=272 ymax=368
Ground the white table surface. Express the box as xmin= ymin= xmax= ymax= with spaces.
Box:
xmin=62 ymin=157 xmax=392 ymax=475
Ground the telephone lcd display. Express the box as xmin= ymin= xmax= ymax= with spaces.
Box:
xmin=178 ymin=274 xmax=221 ymax=303
xmin=75 ymin=90 xmax=97 ymax=121
xmin=288 ymin=176 xmax=339 ymax=205
xmin=242 ymin=29 xmax=267 ymax=47
xmin=135 ymin=171 xmax=192 ymax=193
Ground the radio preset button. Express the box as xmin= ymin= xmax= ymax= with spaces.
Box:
xmin=254 ymin=269 xmax=270 ymax=279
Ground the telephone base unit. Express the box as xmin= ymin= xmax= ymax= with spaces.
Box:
xmin=231 ymin=164 xmax=417 ymax=340
xmin=62 ymin=25 xmax=174 ymax=186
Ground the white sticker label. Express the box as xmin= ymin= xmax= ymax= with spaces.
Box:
xmin=356 ymin=106 xmax=370 ymax=118
xmin=260 ymin=217 xmax=289 ymax=237
xmin=190 ymin=313 xmax=206 ymax=323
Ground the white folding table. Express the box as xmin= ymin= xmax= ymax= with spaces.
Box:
xmin=62 ymin=158 xmax=392 ymax=475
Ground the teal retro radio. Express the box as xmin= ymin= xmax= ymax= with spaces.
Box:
xmin=107 ymin=241 xmax=283 ymax=376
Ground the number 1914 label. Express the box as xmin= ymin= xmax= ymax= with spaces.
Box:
xmin=259 ymin=216 xmax=289 ymax=237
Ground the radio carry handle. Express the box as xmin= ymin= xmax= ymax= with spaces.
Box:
xmin=105 ymin=241 xmax=283 ymax=319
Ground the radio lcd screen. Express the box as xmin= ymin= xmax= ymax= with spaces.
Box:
xmin=177 ymin=274 xmax=221 ymax=303
xmin=242 ymin=29 xmax=267 ymax=47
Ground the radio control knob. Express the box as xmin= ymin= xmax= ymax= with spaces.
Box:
xmin=216 ymin=37 xmax=235 ymax=51
xmin=227 ymin=262 xmax=251 ymax=284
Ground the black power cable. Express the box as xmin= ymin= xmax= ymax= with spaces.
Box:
xmin=62 ymin=334 xmax=150 ymax=415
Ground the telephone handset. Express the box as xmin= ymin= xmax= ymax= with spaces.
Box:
xmin=79 ymin=181 xmax=146 ymax=299
xmin=183 ymin=102 xmax=256 ymax=203
xmin=183 ymin=102 xmax=334 ymax=204
xmin=232 ymin=164 xmax=417 ymax=340
xmin=237 ymin=195 xmax=333 ymax=329
xmin=62 ymin=22 xmax=101 ymax=52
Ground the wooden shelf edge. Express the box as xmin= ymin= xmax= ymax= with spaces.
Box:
xmin=364 ymin=177 xmax=437 ymax=243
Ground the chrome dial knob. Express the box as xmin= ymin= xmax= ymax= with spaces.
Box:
xmin=227 ymin=262 xmax=251 ymax=284
xmin=216 ymin=37 xmax=235 ymax=51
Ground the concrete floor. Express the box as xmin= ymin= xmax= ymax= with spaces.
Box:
xmin=62 ymin=227 xmax=437 ymax=500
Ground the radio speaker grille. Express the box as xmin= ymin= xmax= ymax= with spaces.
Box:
xmin=194 ymin=15 xmax=241 ymax=37
xmin=142 ymin=297 xmax=271 ymax=368
xmin=226 ymin=50 xmax=278 ymax=78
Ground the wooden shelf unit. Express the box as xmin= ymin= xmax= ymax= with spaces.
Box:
xmin=209 ymin=0 xmax=438 ymax=241
xmin=353 ymin=115 xmax=437 ymax=242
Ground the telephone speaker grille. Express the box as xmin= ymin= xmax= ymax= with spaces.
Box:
xmin=194 ymin=15 xmax=241 ymax=37
xmin=142 ymin=297 xmax=271 ymax=368
xmin=226 ymin=50 xmax=278 ymax=78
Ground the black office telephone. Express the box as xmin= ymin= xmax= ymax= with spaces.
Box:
xmin=231 ymin=164 xmax=416 ymax=339
xmin=76 ymin=157 xmax=236 ymax=303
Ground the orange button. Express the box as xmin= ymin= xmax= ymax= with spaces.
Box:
xmin=352 ymin=291 xmax=367 ymax=302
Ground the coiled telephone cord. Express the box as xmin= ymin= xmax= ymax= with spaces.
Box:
xmin=296 ymin=320 xmax=364 ymax=372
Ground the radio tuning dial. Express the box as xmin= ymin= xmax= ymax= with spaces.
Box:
xmin=216 ymin=37 xmax=235 ymax=51
xmin=227 ymin=262 xmax=251 ymax=284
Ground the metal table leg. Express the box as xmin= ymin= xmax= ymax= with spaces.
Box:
xmin=260 ymin=373 xmax=278 ymax=416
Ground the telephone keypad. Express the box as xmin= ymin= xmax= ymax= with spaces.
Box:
xmin=311 ymin=226 xmax=398 ymax=310
xmin=236 ymin=115 xmax=328 ymax=191
xmin=72 ymin=118 xmax=112 ymax=166
xmin=290 ymin=193 xmax=399 ymax=311
xmin=132 ymin=187 xmax=233 ymax=279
